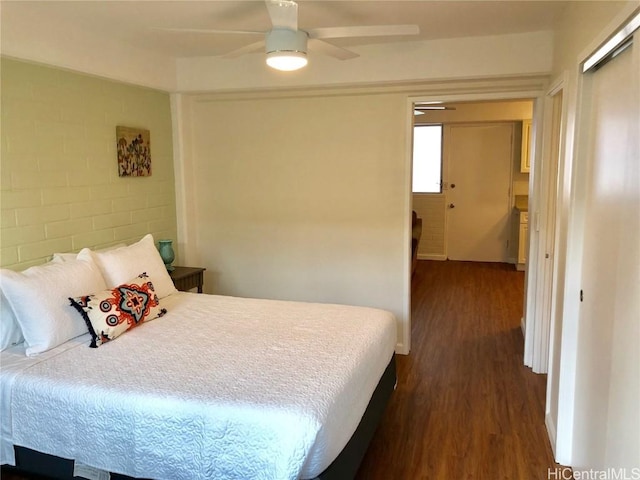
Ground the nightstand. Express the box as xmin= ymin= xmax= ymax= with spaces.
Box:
xmin=169 ymin=266 xmax=206 ymax=293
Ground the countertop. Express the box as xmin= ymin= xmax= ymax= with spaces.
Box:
xmin=514 ymin=195 xmax=529 ymax=212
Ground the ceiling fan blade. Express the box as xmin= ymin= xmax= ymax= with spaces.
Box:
xmin=308 ymin=24 xmax=419 ymax=40
xmin=308 ymin=38 xmax=359 ymax=60
xmin=414 ymin=106 xmax=457 ymax=111
xmin=222 ymin=39 xmax=266 ymax=59
xmin=156 ymin=27 xmax=264 ymax=35
xmin=265 ymin=0 xmax=298 ymax=31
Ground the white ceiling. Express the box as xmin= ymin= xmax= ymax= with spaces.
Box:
xmin=11 ymin=1 xmax=622 ymax=92
xmin=2 ymin=1 xmax=570 ymax=59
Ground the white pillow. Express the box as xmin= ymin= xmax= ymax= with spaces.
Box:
xmin=78 ymin=234 xmax=177 ymax=299
xmin=0 ymin=290 xmax=24 ymax=351
xmin=1 ymin=258 xmax=64 ymax=351
xmin=52 ymin=243 xmax=127 ymax=263
xmin=0 ymin=253 xmax=107 ymax=356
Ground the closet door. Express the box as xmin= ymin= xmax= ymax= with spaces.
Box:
xmin=571 ymin=23 xmax=639 ymax=469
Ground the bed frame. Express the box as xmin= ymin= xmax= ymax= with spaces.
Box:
xmin=3 ymin=355 xmax=396 ymax=480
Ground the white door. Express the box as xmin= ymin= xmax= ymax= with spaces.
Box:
xmin=544 ymin=88 xmax=564 ymax=453
xmin=567 ymin=37 xmax=639 ymax=468
xmin=445 ymin=123 xmax=513 ymax=262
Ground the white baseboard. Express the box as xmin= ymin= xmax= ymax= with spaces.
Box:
xmin=417 ymin=254 xmax=447 ymax=261
xmin=395 ymin=342 xmax=409 ymax=355
xmin=418 ymin=254 xmax=520 ymax=263
xmin=545 ymin=412 xmax=557 ymax=457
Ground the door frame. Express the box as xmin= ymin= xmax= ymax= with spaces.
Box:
xmin=539 ymin=75 xmax=568 ymax=456
xmin=523 ymin=77 xmax=567 ymax=376
xmin=404 ymin=84 xmax=546 ymax=354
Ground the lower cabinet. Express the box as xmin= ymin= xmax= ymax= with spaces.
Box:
xmin=517 ymin=212 xmax=528 ymax=270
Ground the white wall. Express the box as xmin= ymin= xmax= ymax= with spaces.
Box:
xmin=551 ymin=2 xmax=632 ymax=78
xmin=177 ymin=92 xmax=410 ymax=350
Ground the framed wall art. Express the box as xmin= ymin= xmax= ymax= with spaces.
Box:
xmin=116 ymin=126 xmax=151 ymax=177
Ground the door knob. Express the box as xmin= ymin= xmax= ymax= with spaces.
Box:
xmin=448 ymin=203 xmax=455 ymax=209
xmin=450 ymin=183 xmax=456 ymax=189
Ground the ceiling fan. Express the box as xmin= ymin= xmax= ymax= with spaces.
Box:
xmin=414 ymin=104 xmax=457 ymax=115
xmin=161 ymin=0 xmax=420 ymax=71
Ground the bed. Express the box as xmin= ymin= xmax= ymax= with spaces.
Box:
xmin=0 ymin=235 xmax=397 ymax=480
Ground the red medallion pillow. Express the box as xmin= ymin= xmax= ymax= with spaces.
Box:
xmin=69 ymin=273 xmax=167 ymax=348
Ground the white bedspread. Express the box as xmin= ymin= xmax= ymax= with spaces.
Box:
xmin=2 ymin=292 xmax=396 ymax=480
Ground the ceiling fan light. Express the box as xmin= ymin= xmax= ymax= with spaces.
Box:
xmin=265 ymin=28 xmax=308 ymax=71
xmin=266 ymin=51 xmax=308 ymax=71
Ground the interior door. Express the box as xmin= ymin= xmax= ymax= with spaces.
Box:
xmin=445 ymin=123 xmax=513 ymax=262
xmin=570 ymin=38 xmax=639 ymax=468
xmin=545 ymin=88 xmax=564 ymax=454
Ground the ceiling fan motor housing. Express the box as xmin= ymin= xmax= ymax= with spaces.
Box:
xmin=265 ymin=28 xmax=308 ymax=54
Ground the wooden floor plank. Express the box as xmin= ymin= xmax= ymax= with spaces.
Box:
xmin=355 ymin=260 xmax=568 ymax=480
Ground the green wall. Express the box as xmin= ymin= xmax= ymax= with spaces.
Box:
xmin=0 ymin=58 xmax=177 ymax=270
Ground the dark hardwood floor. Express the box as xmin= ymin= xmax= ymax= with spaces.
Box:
xmin=2 ymin=260 xmax=567 ymax=480
xmin=355 ymin=260 xmax=567 ymax=480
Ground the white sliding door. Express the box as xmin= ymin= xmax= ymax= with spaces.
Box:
xmin=567 ymin=18 xmax=639 ymax=471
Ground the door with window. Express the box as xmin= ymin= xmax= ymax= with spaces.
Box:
xmin=445 ymin=123 xmax=513 ymax=262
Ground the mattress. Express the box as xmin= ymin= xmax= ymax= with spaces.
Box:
xmin=1 ymin=292 xmax=396 ymax=480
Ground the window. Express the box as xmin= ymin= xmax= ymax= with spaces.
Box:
xmin=412 ymin=125 xmax=443 ymax=193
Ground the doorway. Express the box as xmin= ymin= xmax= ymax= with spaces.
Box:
xmin=411 ymin=100 xmax=533 ymax=266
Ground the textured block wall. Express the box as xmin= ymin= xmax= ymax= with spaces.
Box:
xmin=0 ymin=59 xmax=177 ymax=270
xmin=412 ymin=194 xmax=446 ymax=258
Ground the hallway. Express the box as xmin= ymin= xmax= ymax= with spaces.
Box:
xmin=356 ymin=260 xmax=565 ymax=479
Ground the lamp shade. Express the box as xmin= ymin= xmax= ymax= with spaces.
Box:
xmin=266 ymin=51 xmax=308 ymax=71
xmin=265 ymin=28 xmax=308 ymax=71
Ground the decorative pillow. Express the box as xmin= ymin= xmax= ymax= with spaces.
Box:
xmin=52 ymin=243 xmax=126 ymax=263
xmin=0 ymin=253 xmax=107 ymax=356
xmin=0 ymin=290 xmax=24 ymax=351
xmin=69 ymin=273 xmax=167 ymax=348
xmin=78 ymin=234 xmax=177 ymax=299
